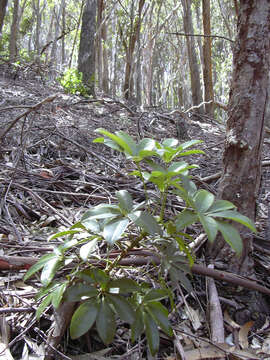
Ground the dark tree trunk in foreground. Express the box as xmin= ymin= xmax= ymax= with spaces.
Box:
xmin=215 ymin=1 xmax=270 ymax=277
xmin=0 ymin=0 xmax=8 ymax=39
xmin=78 ymin=0 xmax=97 ymax=96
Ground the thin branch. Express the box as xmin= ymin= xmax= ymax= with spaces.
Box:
xmin=168 ymin=32 xmax=234 ymax=43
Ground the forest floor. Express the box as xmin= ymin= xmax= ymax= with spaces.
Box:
xmin=1 ymin=62 xmax=270 ymax=359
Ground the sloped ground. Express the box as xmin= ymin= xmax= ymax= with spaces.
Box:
xmin=0 ymin=62 xmax=270 ymax=359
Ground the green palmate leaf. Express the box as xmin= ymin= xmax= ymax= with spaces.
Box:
xmin=81 ymin=204 xmax=121 ymax=221
xmin=144 ymin=289 xmax=169 ymax=303
xmin=96 ymin=298 xmax=116 ymax=345
xmin=169 ymin=266 xmax=193 ymax=293
xmin=51 ymin=282 xmax=67 ymax=309
xmin=129 ymin=211 xmax=162 ymax=235
xmin=36 ymin=293 xmax=52 ymax=320
xmin=175 ymin=209 xmax=198 ymax=230
xmin=116 ymin=190 xmax=134 ymax=213
xmin=103 ymin=217 xmax=129 ymax=245
xmin=137 ymin=138 xmax=156 ymax=151
xmin=146 ymin=301 xmax=173 ymax=337
xmin=180 ymin=139 xmax=203 ymax=150
xmin=70 ymin=299 xmax=99 ymax=339
xmin=40 ymin=256 xmax=63 ymax=287
xmin=108 ymin=278 xmax=141 ymax=294
xmin=179 ymin=149 xmax=205 ymax=156
xmin=210 ymin=210 xmax=256 ymax=232
xmin=64 ymin=283 xmax=98 ymax=302
xmin=80 ymin=238 xmax=98 ymax=260
xmin=95 ymin=128 xmax=133 ymax=155
xmin=167 ymin=161 xmax=189 ymax=173
xmin=24 ymin=253 xmax=56 ymax=281
xmin=207 ymin=199 xmax=236 ymax=213
xmin=144 ymin=311 xmax=160 ymax=356
xmin=198 ymin=214 xmax=218 ymax=243
xmin=49 ymin=230 xmax=80 ymax=241
xmin=94 ymin=137 xmax=123 ymax=152
xmin=216 ymin=220 xmax=243 ymax=255
xmin=90 ymin=268 xmax=110 ymax=285
xmin=145 ymin=159 xmax=166 ymax=173
xmin=115 ymin=130 xmax=137 ymax=154
xmin=174 ymin=236 xmax=194 ymax=266
xmin=162 ymin=138 xmax=179 ymax=147
xmin=80 ymin=218 xmax=100 ymax=232
xmin=107 ymin=294 xmax=135 ymax=323
xmin=193 ymin=190 xmax=215 ymax=213
xmin=131 ymin=308 xmax=144 ymax=342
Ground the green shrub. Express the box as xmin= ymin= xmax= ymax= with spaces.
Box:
xmin=24 ymin=130 xmax=256 ymax=356
xmin=58 ymin=68 xmax=89 ymax=96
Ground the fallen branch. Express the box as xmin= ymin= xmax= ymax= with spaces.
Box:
xmin=0 ymin=94 xmax=58 ymax=141
xmin=2 ymin=254 xmax=270 ymax=296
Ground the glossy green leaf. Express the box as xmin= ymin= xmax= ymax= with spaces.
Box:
xmin=80 ymin=238 xmax=98 ymax=260
xmin=167 ymin=161 xmax=189 ymax=173
xmin=64 ymin=283 xmax=98 ymax=302
xmin=107 ymin=294 xmax=135 ymax=323
xmin=169 ymin=266 xmax=193 ymax=292
xmin=108 ymin=278 xmax=141 ymax=294
xmin=51 ymin=283 xmax=67 ymax=309
xmin=90 ymin=268 xmax=110 ymax=285
xmin=194 ymin=190 xmax=215 ymax=213
xmin=116 ymin=190 xmax=134 ymax=213
xmin=96 ymin=298 xmax=116 ymax=345
xmin=36 ymin=294 xmax=52 ymax=320
xmin=129 ymin=211 xmax=162 ymax=235
xmin=162 ymin=138 xmax=179 ymax=147
xmin=81 ymin=218 xmax=100 ymax=232
xmin=103 ymin=217 xmax=129 ymax=244
xmin=81 ymin=204 xmax=121 ymax=221
xmin=70 ymin=299 xmax=99 ymax=339
xmin=131 ymin=308 xmax=144 ymax=341
xmin=175 ymin=209 xmax=198 ymax=230
xmin=198 ymin=214 xmax=218 ymax=243
xmin=180 ymin=139 xmax=203 ymax=150
xmin=217 ymin=220 xmax=243 ymax=255
xmin=137 ymin=138 xmax=156 ymax=150
xmin=146 ymin=302 xmax=173 ymax=337
xmin=210 ymin=210 xmax=256 ymax=232
xmin=207 ymin=199 xmax=236 ymax=213
xmin=95 ymin=128 xmax=133 ymax=155
xmin=144 ymin=311 xmax=160 ymax=356
xmin=115 ymin=130 xmax=137 ymax=154
xmin=49 ymin=230 xmax=80 ymax=241
xmin=24 ymin=253 xmax=56 ymax=281
xmin=179 ymin=149 xmax=205 ymax=156
xmin=40 ymin=256 xmax=62 ymax=287
xmin=144 ymin=289 xmax=169 ymax=303
xmin=93 ymin=137 xmax=122 ymax=151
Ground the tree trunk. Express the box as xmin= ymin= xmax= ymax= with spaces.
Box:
xmin=78 ymin=0 xmax=97 ymax=96
xmin=9 ymin=0 xmax=19 ymax=61
xmin=181 ymin=0 xmax=203 ymax=115
xmin=0 ymin=0 xmax=8 ymax=40
xmin=202 ymin=0 xmax=214 ymax=117
xmin=215 ymin=0 xmax=270 ymax=277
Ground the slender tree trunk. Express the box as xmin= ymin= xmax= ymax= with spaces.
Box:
xmin=78 ymin=0 xmax=97 ymax=96
xmin=9 ymin=0 xmax=19 ymax=61
xmin=202 ymin=0 xmax=214 ymax=117
xmin=61 ymin=0 xmax=66 ymax=65
xmin=215 ymin=1 xmax=270 ymax=277
xmin=181 ymin=0 xmax=203 ymax=115
xmin=0 ymin=0 xmax=8 ymax=40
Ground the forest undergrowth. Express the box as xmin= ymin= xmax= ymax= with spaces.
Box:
xmin=1 ymin=62 xmax=270 ymax=359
